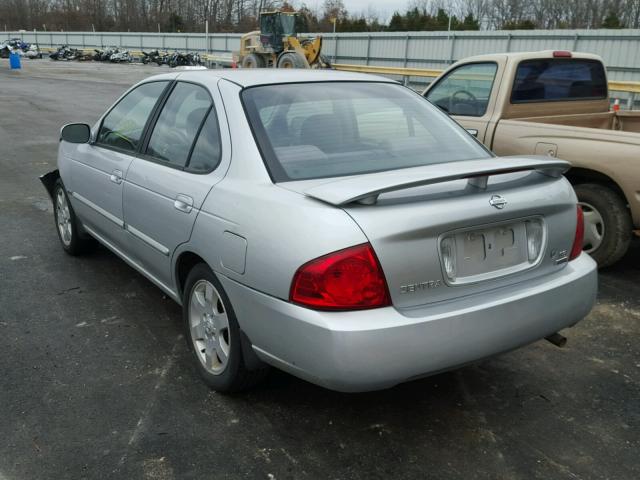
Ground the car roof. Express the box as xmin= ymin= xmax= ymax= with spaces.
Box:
xmin=169 ymin=68 xmax=397 ymax=88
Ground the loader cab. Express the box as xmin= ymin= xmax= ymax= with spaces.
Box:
xmin=260 ymin=12 xmax=309 ymax=51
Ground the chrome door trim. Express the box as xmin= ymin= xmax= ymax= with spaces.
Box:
xmin=83 ymin=225 xmax=179 ymax=302
xmin=126 ymin=224 xmax=170 ymax=256
xmin=71 ymin=191 xmax=124 ymax=228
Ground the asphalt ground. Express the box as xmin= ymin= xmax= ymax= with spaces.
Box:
xmin=0 ymin=59 xmax=639 ymax=480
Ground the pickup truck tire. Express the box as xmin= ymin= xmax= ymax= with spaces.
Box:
xmin=575 ymin=183 xmax=632 ymax=267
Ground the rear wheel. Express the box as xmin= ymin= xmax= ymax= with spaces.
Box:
xmin=242 ymin=53 xmax=265 ymax=68
xmin=277 ymin=52 xmax=306 ymax=69
xmin=575 ymin=183 xmax=632 ymax=267
xmin=53 ymin=179 xmax=93 ymax=255
xmin=183 ymin=263 xmax=268 ymax=392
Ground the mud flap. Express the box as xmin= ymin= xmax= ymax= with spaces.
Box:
xmin=39 ymin=169 xmax=60 ymax=199
xmin=240 ymin=330 xmax=268 ymax=371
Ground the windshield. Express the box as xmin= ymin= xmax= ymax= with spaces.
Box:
xmin=242 ymin=82 xmax=491 ymax=182
xmin=280 ymin=14 xmax=296 ymax=36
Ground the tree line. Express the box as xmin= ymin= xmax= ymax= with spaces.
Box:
xmin=1 ymin=0 xmax=638 ymax=34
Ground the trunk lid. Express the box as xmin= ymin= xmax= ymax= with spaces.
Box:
xmin=280 ymin=156 xmax=578 ymax=309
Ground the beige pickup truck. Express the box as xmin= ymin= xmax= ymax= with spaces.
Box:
xmin=424 ymin=50 xmax=639 ymax=267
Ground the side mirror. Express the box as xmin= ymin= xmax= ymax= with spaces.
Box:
xmin=60 ymin=123 xmax=91 ymax=144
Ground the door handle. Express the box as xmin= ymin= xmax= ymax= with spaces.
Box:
xmin=110 ymin=170 xmax=123 ymax=184
xmin=466 ymin=128 xmax=479 ymax=137
xmin=174 ymin=194 xmax=193 ymax=213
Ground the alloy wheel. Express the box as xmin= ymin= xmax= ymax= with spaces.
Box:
xmin=189 ymin=280 xmax=231 ymax=375
xmin=56 ymin=188 xmax=72 ymax=246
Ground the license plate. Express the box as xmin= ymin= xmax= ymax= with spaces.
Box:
xmin=450 ymin=222 xmax=528 ymax=281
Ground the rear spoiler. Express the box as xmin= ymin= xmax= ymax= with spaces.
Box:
xmin=304 ymin=156 xmax=570 ymax=206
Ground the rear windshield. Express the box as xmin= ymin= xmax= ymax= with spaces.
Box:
xmin=242 ymin=82 xmax=490 ymax=182
xmin=511 ymin=59 xmax=607 ymax=103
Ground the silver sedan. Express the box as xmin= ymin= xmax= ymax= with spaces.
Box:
xmin=42 ymin=69 xmax=597 ymax=392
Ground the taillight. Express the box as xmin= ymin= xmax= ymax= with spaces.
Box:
xmin=290 ymin=243 xmax=391 ymax=310
xmin=553 ymin=50 xmax=572 ymax=58
xmin=569 ymin=205 xmax=584 ymax=261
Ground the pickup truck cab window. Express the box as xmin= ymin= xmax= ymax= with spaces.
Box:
xmin=425 ymin=62 xmax=498 ymax=117
xmin=511 ymin=59 xmax=607 ymax=103
xmin=97 ymin=81 xmax=169 ymax=152
xmin=146 ymin=82 xmax=212 ymax=168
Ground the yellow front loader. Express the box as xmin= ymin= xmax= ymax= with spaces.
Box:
xmin=239 ymin=11 xmax=330 ymax=69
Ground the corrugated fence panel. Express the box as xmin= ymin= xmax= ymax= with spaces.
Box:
xmin=408 ymin=36 xmax=450 ymax=64
xmin=368 ymin=36 xmax=406 ymax=62
xmin=453 ymin=36 xmax=508 ymax=59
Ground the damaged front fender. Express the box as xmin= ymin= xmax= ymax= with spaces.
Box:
xmin=39 ymin=169 xmax=60 ymax=199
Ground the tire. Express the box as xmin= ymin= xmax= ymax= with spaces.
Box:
xmin=183 ymin=263 xmax=268 ymax=392
xmin=241 ymin=53 xmax=266 ymax=68
xmin=277 ymin=52 xmax=306 ymax=69
xmin=52 ymin=179 xmax=93 ymax=255
xmin=574 ymin=183 xmax=632 ymax=267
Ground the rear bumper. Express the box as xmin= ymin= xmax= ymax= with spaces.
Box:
xmin=220 ymin=253 xmax=597 ymax=392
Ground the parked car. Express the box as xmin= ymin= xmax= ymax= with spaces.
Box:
xmin=424 ymin=50 xmax=640 ymax=267
xmin=41 ymin=70 xmax=597 ymax=392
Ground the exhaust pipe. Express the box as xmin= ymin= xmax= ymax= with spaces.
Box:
xmin=545 ymin=332 xmax=567 ymax=348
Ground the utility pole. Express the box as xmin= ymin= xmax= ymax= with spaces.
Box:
xmin=205 ymin=20 xmax=209 ymax=56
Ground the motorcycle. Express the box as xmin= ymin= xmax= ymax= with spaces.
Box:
xmin=94 ymin=47 xmax=117 ymax=61
xmin=168 ymin=51 xmax=203 ymax=68
xmin=109 ymin=48 xmax=132 ymax=63
xmin=24 ymin=45 xmax=42 ymax=59
xmin=49 ymin=45 xmax=72 ymax=60
xmin=141 ymin=50 xmax=159 ymax=64
xmin=154 ymin=51 xmax=170 ymax=66
xmin=1 ymin=38 xmax=29 ymax=58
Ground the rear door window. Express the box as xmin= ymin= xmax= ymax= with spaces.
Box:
xmin=97 ymin=81 xmax=168 ymax=152
xmin=186 ymin=108 xmax=223 ymax=173
xmin=425 ymin=62 xmax=498 ymax=117
xmin=511 ymin=59 xmax=607 ymax=103
xmin=146 ymin=82 xmax=211 ymax=168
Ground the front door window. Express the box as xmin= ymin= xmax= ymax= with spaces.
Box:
xmin=426 ymin=63 xmax=498 ymax=117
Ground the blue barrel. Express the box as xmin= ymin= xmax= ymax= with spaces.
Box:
xmin=9 ymin=51 xmax=21 ymax=69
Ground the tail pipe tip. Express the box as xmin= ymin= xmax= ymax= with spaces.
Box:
xmin=545 ymin=332 xmax=567 ymax=348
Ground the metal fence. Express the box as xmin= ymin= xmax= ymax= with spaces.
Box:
xmin=7 ymin=28 xmax=640 ymax=81
xmin=320 ymin=30 xmax=640 ymax=83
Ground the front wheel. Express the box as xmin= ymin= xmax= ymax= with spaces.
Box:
xmin=52 ymin=179 xmax=93 ymax=255
xmin=575 ymin=183 xmax=632 ymax=267
xmin=183 ymin=263 xmax=268 ymax=392
xmin=277 ymin=52 xmax=306 ymax=69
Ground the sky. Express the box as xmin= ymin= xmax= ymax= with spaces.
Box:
xmin=305 ymin=0 xmax=409 ymax=22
